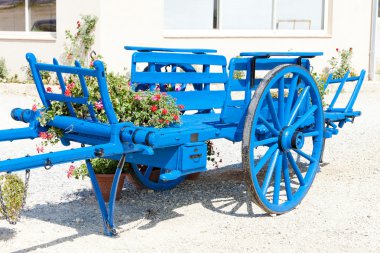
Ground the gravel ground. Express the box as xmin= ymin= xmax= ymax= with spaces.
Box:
xmin=0 ymin=83 xmax=379 ymax=253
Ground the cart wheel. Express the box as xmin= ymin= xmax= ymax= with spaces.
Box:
xmin=242 ymin=64 xmax=324 ymax=214
xmin=128 ymin=163 xmax=185 ymax=191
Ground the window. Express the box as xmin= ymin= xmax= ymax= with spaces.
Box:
xmin=0 ymin=0 xmax=56 ymax=32
xmin=165 ymin=0 xmax=326 ymax=31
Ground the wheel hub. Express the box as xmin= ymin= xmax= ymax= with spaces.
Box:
xmin=279 ymin=128 xmax=305 ymax=151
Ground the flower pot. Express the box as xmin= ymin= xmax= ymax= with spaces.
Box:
xmin=94 ymin=173 xmax=126 ymax=202
xmin=186 ymin=172 xmax=201 ymax=180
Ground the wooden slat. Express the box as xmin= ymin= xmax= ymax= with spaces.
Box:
xmin=132 ymin=72 xmax=227 ymax=84
xmin=133 ymin=52 xmax=227 ymax=66
xmin=125 ymin=46 xmax=217 ymax=54
xmin=35 ymin=63 xmax=97 ymax=77
xmin=45 ymin=93 xmax=88 ymax=104
xmin=168 ymin=90 xmax=226 ymax=110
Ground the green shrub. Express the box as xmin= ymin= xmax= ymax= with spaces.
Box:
xmin=0 ymin=57 xmax=8 ymax=81
xmin=0 ymin=174 xmax=25 ymax=222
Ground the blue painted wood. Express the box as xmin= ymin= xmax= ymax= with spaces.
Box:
xmin=168 ymin=91 xmax=226 ymax=110
xmin=133 ymin=52 xmax=226 ymax=65
xmin=239 ymin=52 xmax=323 ymax=58
xmin=1 ymin=49 xmax=367 ymax=234
xmin=132 ymin=72 xmax=228 ymax=84
xmin=323 ymin=69 xmax=366 ymax=128
xmin=242 ymin=64 xmax=324 ymax=213
xmin=125 ymin=45 xmax=217 ymax=54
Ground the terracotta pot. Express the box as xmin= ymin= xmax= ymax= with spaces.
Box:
xmin=186 ymin=172 xmax=201 ymax=180
xmin=95 ymin=173 xmax=126 ymax=202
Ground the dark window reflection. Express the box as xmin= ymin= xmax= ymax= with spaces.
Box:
xmin=0 ymin=0 xmax=26 ymax=31
xmin=30 ymin=0 xmax=56 ymax=32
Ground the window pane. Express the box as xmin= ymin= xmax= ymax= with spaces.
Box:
xmin=30 ymin=0 xmax=56 ymax=32
xmin=219 ymin=0 xmax=273 ymax=29
xmin=0 ymin=0 xmax=26 ymax=31
xmin=164 ymin=0 xmax=214 ymax=29
xmin=276 ymin=0 xmax=325 ymax=30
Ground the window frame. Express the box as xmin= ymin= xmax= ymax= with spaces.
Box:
xmin=163 ymin=0 xmax=332 ymax=38
xmin=0 ymin=0 xmax=56 ymax=41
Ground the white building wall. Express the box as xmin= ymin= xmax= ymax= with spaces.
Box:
xmin=98 ymin=0 xmax=373 ymax=76
xmin=0 ymin=0 xmax=374 ymax=78
xmin=0 ymin=0 xmax=101 ymax=79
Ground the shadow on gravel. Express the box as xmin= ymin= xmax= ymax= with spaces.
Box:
xmin=0 ymin=227 xmax=16 ymax=241
xmin=17 ymin=163 xmax=269 ymax=251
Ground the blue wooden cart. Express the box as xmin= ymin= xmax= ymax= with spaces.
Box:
xmin=0 ymin=46 xmax=365 ymax=235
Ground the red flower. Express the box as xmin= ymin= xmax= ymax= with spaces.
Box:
xmin=39 ymin=132 xmax=48 ymax=139
xmin=336 ymin=48 xmax=339 ymax=52
xmin=46 ymin=87 xmax=52 ymax=93
xmin=151 ymin=105 xmax=157 ymax=112
xmin=178 ymin=104 xmax=185 ymax=110
xmin=32 ymin=104 xmax=37 ymax=111
xmin=64 ymin=89 xmax=72 ymax=96
xmin=165 ymin=120 xmax=170 ymax=125
xmin=159 ymin=119 xmax=164 ymax=123
xmin=77 ymin=21 xmax=80 ymax=28
xmin=162 ymin=109 xmax=168 ymax=115
xmin=173 ymin=114 xmax=179 ymax=121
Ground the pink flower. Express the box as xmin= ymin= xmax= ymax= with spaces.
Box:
xmin=159 ymin=119 xmax=164 ymax=123
xmin=134 ymin=94 xmax=142 ymax=100
xmin=67 ymin=165 xmax=75 ymax=178
xmin=162 ymin=109 xmax=168 ymax=115
xmin=67 ymin=82 xmax=75 ymax=90
xmin=77 ymin=21 xmax=80 ymax=28
xmin=94 ymin=101 xmax=104 ymax=110
xmin=90 ymin=61 xmax=94 ymax=68
xmin=151 ymin=105 xmax=157 ymax=112
xmin=173 ymin=114 xmax=179 ymax=121
xmin=47 ymin=132 xmax=53 ymax=140
xmin=46 ymin=87 xmax=52 ymax=93
xmin=36 ymin=146 xmax=44 ymax=153
xmin=336 ymin=48 xmax=339 ymax=52
xmin=32 ymin=104 xmax=37 ymax=111
xmin=152 ymin=94 xmax=161 ymax=101
xmin=175 ymin=84 xmax=181 ymax=91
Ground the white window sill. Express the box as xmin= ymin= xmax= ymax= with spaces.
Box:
xmin=0 ymin=32 xmax=56 ymax=41
xmin=163 ymin=29 xmax=332 ymax=38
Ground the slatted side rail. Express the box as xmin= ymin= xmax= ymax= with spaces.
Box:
xmin=324 ymin=70 xmax=366 ymax=115
xmin=130 ymin=51 xmax=228 ymax=112
xmin=26 ymin=53 xmax=118 ymax=125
